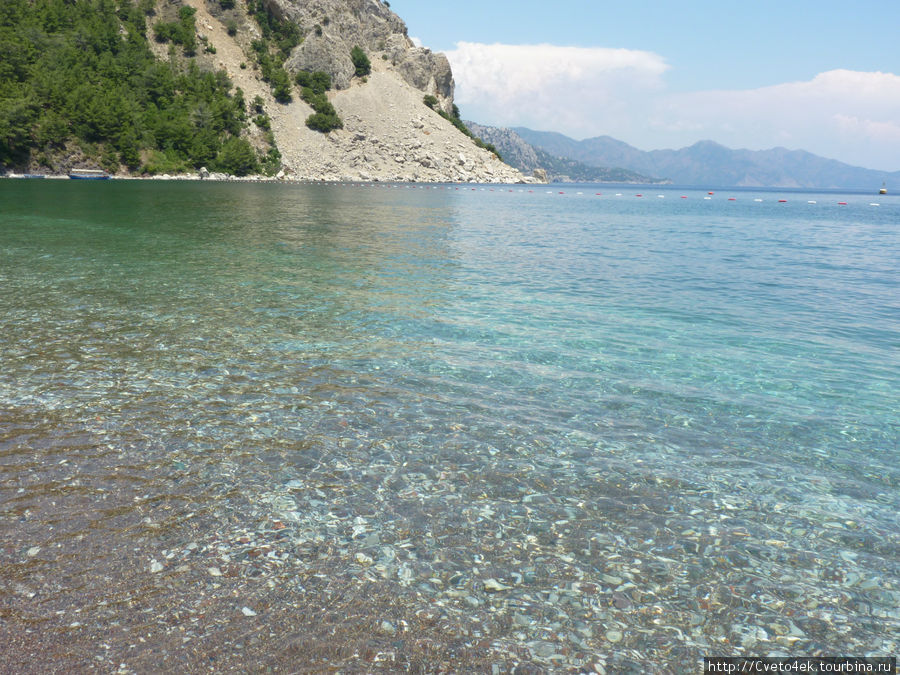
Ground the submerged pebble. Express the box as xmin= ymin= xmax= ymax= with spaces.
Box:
xmin=605 ymin=630 xmax=624 ymax=643
xmin=483 ymin=578 xmax=510 ymax=592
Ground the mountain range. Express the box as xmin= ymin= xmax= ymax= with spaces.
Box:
xmin=506 ymin=127 xmax=900 ymax=189
xmin=465 ymin=122 xmax=663 ymax=184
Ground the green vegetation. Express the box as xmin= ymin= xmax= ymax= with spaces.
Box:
xmin=0 ymin=0 xmax=276 ymax=175
xmin=295 ymin=71 xmax=342 ymax=133
xmin=153 ymin=6 xmax=198 ymax=56
xmin=246 ymin=0 xmax=301 ymax=55
xmin=246 ymin=0 xmax=301 ymax=103
xmin=250 ymin=39 xmax=293 ymax=103
xmin=422 ymin=94 xmax=438 ymax=110
xmin=215 ymin=136 xmax=258 ymax=176
xmin=350 ymin=46 xmax=371 ymax=77
xmin=295 ymin=70 xmax=331 ymax=95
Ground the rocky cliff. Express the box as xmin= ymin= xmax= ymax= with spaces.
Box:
xmin=194 ymin=0 xmax=523 ymax=182
xmin=270 ymin=0 xmax=454 ymax=108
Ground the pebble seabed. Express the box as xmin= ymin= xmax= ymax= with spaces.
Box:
xmin=4 ymin=402 xmax=897 ymax=673
xmin=1 ymin=183 xmax=897 ymax=673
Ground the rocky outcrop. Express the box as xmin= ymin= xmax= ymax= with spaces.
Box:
xmin=286 ymin=33 xmax=358 ymax=90
xmin=270 ymin=0 xmax=454 ymax=112
xmin=394 ymin=49 xmax=454 ymax=107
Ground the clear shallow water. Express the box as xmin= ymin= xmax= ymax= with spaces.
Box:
xmin=1 ymin=181 xmax=898 ymax=672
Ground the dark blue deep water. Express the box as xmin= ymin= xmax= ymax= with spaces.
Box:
xmin=1 ymin=180 xmax=897 ymax=671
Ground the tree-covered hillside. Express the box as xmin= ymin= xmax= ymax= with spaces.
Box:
xmin=0 ymin=0 xmax=272 ymax=175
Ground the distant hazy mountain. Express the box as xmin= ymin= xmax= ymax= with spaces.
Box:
xmin=466 ymin=122 xmax=665 ymax=183
xmin=512 ymin=128 xmax=900 ymax=190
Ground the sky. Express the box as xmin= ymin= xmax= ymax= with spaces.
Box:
xmin=388 ymin=0 xmax=900 ymax=171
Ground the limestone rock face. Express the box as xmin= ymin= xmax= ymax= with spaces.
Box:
xmin=286 ymin=33 xmax=356 ymax=90
xmin=268 ymin=0 xmax=453 ymax=111
xmin=396 ymin=49 xmax=453 ymax=104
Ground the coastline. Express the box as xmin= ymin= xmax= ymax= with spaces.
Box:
xmin=2 ymin=171 xmax=543 ymax=184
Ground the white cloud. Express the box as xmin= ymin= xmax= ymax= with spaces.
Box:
xmin=444 ymin=42 xmax=900 ymax=171
xmin=444 ymin=42 xmax=670 ymax=140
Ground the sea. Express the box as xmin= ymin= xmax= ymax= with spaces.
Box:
xmin=1 ymin=180 xmax=897 ymax=672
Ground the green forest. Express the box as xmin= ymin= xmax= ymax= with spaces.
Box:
xmin=0 ymin=0 xmax=273 ymax=175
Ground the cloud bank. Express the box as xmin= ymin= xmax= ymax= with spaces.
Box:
xmin=444 ymin=43 xmax=900 ymax=171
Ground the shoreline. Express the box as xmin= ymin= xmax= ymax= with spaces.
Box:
xmin=1 ymin=172 xmax=543 ymax=185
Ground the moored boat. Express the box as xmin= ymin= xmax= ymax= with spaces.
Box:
xmin=879 ymin=182 xmax=887 ymax=195
xmin=69 ymin=168 xmax=110 ymax=180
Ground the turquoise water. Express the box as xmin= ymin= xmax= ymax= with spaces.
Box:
xmin=1 ymin=181 xmax=897 ymax=671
